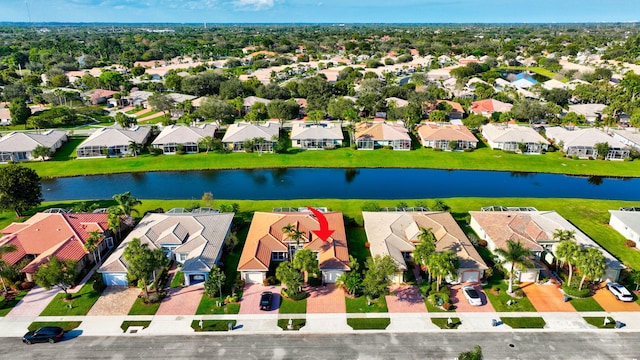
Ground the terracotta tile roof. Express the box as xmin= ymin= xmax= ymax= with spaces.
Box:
xmin=21 ymin=237 xmax=87 ymax=273
xmin=470 ymin=99 xmax=513 ymax=114
xmin=355 ymin=122 xmax=410 ymax=141
xmin=417 ymin=123 xmax=477 ymax=143
xmin=238 ymin=212 xmax=349 ymax=272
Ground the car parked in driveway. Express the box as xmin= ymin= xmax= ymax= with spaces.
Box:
xmin=260 ymin=291 xmax=274 ymax=310
xmin=22 ymin=326 xmax=64 ymax=344
xmin=461 ymin=285 xmax=483 ymax=306
xmin=606 ymin=282 xmax=634 ymax=302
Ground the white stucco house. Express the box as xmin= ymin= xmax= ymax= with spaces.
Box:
xmin=545 ymin=127 xmax=629 ymax=160
xmin=482 ymin=124 xmax=548 ymax=154
xmin=609 ymin=209 xmax=640 ymax=245
xmin=0 ymin=130 xmax=67 ymax=163
xmin=290 ymin=121 xmax=343 ymax=150
xmin=76 ymin=126 xmax=151 ymax=158
xmin=151 ymin=124 xmax=217 ymax=154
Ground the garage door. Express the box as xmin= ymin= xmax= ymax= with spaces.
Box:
xmin=244 ymin=272 xmax=265 ymax=284
xmin=519 ymin=270 xmax=538 ymax=282
xmin=323 ymin=271 xmax=343 ymax=284
xmin=103 ymin=273 xmax=128 ymax=286
xmin=461 ymin=271 xmax=480 ymax=284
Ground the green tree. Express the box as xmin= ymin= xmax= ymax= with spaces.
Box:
xmin=31 ymin=145 xmax=50 ymax=161
xmin=493 ymin=240 xmax=533 ymax=294
xmin=148 ymin=93 xmax=175 ymax=120
xmin=576 ymin=247 xmax=606 ymax=291
xmin=0 ymin=243 xmax=17 ymax=293
xmin=293 ymin=248 xmax=319 ymax=284
xmin=362 ymin=255 xmax=397 ymax=298
xmin=107 ymin=206 xmax=124 ymax=240
xmin=432 ymin=199 xmax=451 ymax=212
xmin=428 ymin=250 xmax=458 ymax=292
xmin=33 ymin=256 xmax=76 ymax=298
xmin=629 ymin=270 xmax=640 ymax=291
xmin=307 ymin=110 xmax=325 ymax=124
xmin=84 ymin=230 xmax=102 ymax=265
xmin=0 ymin=164 xmax=43 ymax=217
xmin=204 ymin=265 xmax=226 ymax=299
xmin=413 ymin=227 xmax=436 ymax=282
xmin=98 ymin=71 xmax=124 ymax=90
xmin=128 ymin=141 xmax=142 ymax=157
xmin=276 ymin=261 xmax=303 ymax=296
xmin=115 ymin=112 xmax=137 ymax=128
xmin=594 ymin=142 xmax=610 ymax=160
xmin=9 ymin=99 xmax=30 ymax=128
xmin=267 ymin=99 xmax=300 ymax=126
xmin=198 ymin=136 xmax=218 ymax=154
xmin=335 ymin=255 xmax=361 ymax=296
xmin=429 ymin=110 xmax=448 ymax=122
xmin=198 ymin=98 xmax=234 ymax=123
xmin=112 ymin=191 xmax=142 ymax=216
xmin=458 ymin=345 xmax=483 ymax=360
xmin=123 ymin=238 xmax=168 ymax=300
xmin=282 ymin=223 xmax=305 ymax=261
xmin=462 ymin=114 xmax=488 ymax=131
xmin=555 ymin=237 xmax=580 ymax=287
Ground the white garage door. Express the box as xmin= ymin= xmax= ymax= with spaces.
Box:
xmin=323 ymin=271 xmax=343 ymax=284
xmin=519 ymin=270 xmax=538 ymax=282
xmin=244 ymin=272 xmax=265 ymax=284
xmin=103 ymin=273 xmax=128 ymax=286
xmin=461 ymin=271 xmax=480 ymax=284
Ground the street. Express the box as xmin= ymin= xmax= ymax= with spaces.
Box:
xmin=3 ymin=332 xmax=638 ymax=359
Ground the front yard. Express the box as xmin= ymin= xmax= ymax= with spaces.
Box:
xmin=39 ymin=281 xmax=102 ymax=316
xmin=346 ymin=296 xmax=388 ymax=313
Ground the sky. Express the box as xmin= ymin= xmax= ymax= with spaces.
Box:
xmin=0 ymin=0 xmax=639 ymax=24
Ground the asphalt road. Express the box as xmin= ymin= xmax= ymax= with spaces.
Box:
xmin=4 ymin=332 xmax=639 ymax=360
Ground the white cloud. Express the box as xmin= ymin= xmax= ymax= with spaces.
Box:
xmin=231 ymin=0 xmax=275 ymax=11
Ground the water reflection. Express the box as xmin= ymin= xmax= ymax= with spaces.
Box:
xmin=345 ymin=168 xmax=360 ymax=183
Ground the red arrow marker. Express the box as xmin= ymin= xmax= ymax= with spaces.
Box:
xmin=306 ymin=206 xmax=335 ymax=241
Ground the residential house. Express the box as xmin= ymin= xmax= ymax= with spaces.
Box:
xmin=127 ymin=90 xmax=154 ymax=108
xmin=290 ymin=121 xmax=343 ymax=150
xmin=611 ymin=129 xmax=640 ymax=151
xmin=99 ymin=212 xmax=234 ymax=286
xmin=542 ymin=79 xmax=568 ymax=91
xmin=87 ymin=89 xmax=118 ymax=105
xmin=0 ymin=213 xmax=114 ymax=281
xmin=609 ymin=209 xmax=640 ymax=245
xmin=469 ymin=209 xmax=624 ymax=282
xmin=417 ymin=123 xmax=477 ymax=150
xmin=355 ymin=122 xmax=411 ymax=150
xmin=493 ymin=78 xmax=513 ymax=91
xmin=568 ymin=104 xmax=606 ymax=124
xmin=237 ymin=210 xmax=350 ymax=284
xmin=242 ymin=96 xmax=271 ymax=115
xmin=482 ymin=124 xmax=548 ymax=154
xmin=511 ymin=72 xmax=538 ymax=89
xmin=151 ymin=124 xmax=217 ymax=154
xmin=545 ymin=127 xmax=629 ymax=160
xmin=76 ymin=126 xmax=151 ymax=158
xmin=437 ymin=100 xmax=465 ymax=120
xmin=221 ymin=122 xmax=280 ymax=152
xmin=0 ymin=107 xmax=10 ymax=126
xmin=0 ymin=130 xmax=67 ymax=163
xmin=469 ymin=99 xmax=513 ymax=117
xmin=362 ymin=211 xmax=488 ymax=284
xmin=385 ymin=97 xmax=409 ymax=108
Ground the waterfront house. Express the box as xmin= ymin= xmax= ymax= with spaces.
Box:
xmin=0 ymin=130 xmax=67 ymax=162
xmin=482 ymin=123 xmax=548 ymax=154
xmin=545 ymin=127 xmax=629 ymax=160
xmin=417 ymin=123 xmax=477 ymax=150
xmin=290 ymin=121 xmax=343 ymax=150
xmin=151 ymin=124 xmax=217 ymax=154
xmin=355 ymin=122 xmax=411 ymax=150
xmin=221 ymin=122 xmax=280 ymax=152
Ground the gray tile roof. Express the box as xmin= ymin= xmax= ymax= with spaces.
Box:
xmin=482 ymin=124 xmax=547 ymax=144
xmin=78 ymin=126 xmax=151 ymax=148
xmin=290 ymin=122 xmax=343 ymax=140
xmin=546 ymin=127 xmax=626 ymax=148
xmin=222 ymin=122 xmax=280 ymax=143
xmin=152 ymin=124 xmax=217 ymax=146
xmin=0 ymin=130 xmax=67 ymax=152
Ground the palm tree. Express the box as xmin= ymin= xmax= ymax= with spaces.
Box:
xmin=413 ymin=227 xmax=436 ymax=282
xmin=555 ymin=238 xmax=580 ymax=287
xmin=107 ymin=206 xmax=124 ymax=239
xmin=0 ymin=243 xmax=18 ymax=293
xmin=112 ymin=191 xmax=142 ymax=216
xmin=282 ymin=223 xmax=305 ymax=261
xmin=84 ymin=230 xmax=102 ymax=265
xmin=198 ymin=136 xmax=216 ymax=154
xmin=576 ymin=247 xmax=606 ymax=291
xmin=292 ymin=249 xmax=319 ymax=284
xmin=493 ymin=240 xmax=533 ymax=294
xmin=552 ymin=229 xmax=576 ymax=243
xmin=128 ymin=141 xmax=142 ymax=157
xmin=253 ymin=136 xmax=266 ymax=155
xmin=428 ymin=251 xmax=458 ymax=292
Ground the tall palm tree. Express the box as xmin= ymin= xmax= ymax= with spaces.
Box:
xmin=552 ymin=229 xmax=576 ymax=243
xmin=84 ymin=230 xmax=102 ymax=265
xmin=0 ymin=243 xmax=18 ymax=293
xmin=494 ymin=240 xmax=534 ymax=294
xmin=112 ymin=191 xmax=142 ymax=216
xmin=555 ymin=238 xmax=581 ymax=287
xmin=281 ymin=223 xmax=305 ymax=261
xmin=128 ymin=141 xmax=142 ymax=157
xmin=413 ymin=227 xmax=436 ymax=282
xmin=107 ymin=206 xmax=124 ymax=240
xmin=428 ymin=251 xmax=458 ymax=292
xmin=576 ymin=247 xmax=606 ymax=291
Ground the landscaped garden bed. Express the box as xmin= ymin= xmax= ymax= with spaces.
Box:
xmin=500 ymin=317 xmax=546 ymax=328
xmin=28 ymin=321 xmax=82 ymax=332
xmin=583 ymin=317 xmax=617 ymax=329
xmin=120 ymin=320 xmax=151 ymax=332
xmin=431 ymin=317 xmax=461 ymax=329
xmin=191 ymin=320 xmax=237 ymax=332
xmin=345 ymin=295 xmax=388 ymax=313
xmin=278 ymin=318 xmax=306 ymax=330
xmin=347 ymin=318 xmax=390 ymax=330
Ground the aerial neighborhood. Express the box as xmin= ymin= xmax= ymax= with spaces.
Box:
xmin=1 ymin=23 xmax=640 ymax=351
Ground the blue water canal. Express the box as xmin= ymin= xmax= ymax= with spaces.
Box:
xmin=41 ymin=168 xmax=640 ymax=201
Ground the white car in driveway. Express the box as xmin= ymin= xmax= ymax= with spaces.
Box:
xmin=606 ymin=282 xmax=634 ymax=302
xmin=461 ymin=285 xmax=483 ymax=306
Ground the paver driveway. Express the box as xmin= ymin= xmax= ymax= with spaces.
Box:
xmin=520 ymin=282 xmax=575 ymax=312
xmin=87 ymin=286 xmax=140 ymax=316
xmin=156 ymin=284 xmax=204 ymax=315
xmin=239 ymin=284 xmax=281 ymax=315
xmin=450 ymin=284 xmax=495 ymax=312
xmin=385 ymin=285 xmax=426 ymax=313
xmin=307 ymin=284 xmax=346 ymax=314
xmin=6 ymin=286 xmax=59 ymax=317
xmin=593 ymin=283 xmax=640 ymax=312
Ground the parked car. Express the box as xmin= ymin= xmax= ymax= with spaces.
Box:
xmin=606 ymin=282 xmax=634 ymax=302
xmin=22 ymin=326 xmax=64 ymax=344
xmin=260 ymin=291 xmax=274 ymax=311
xmin=461 ymin=285 xmax=482 ymax=306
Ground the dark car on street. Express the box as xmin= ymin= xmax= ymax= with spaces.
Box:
xmin=22 ymin=326 xmax=64 ymax=344
xmin=260 ymin=291 xmax=274 ymax=311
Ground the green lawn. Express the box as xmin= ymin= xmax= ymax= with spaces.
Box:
xmin=0 ymin=291 xmax=28 ymax=317
xmin=500 ymin=317 xmax=547 ymax=329
xmin=128 ymin=297 xmax=161 ymax=315
xmin=39 ymin=282 xmax=102 ymax=316
xmin=347 ymin=318 xmax=390 ymax=330
xmin=278 ymin=318 xmax=306 ymax=330
xmin=345 ymin=226 xmax=370 ymax=266
xmin=170 ymin=271 xmax=184 ymax=288
xmin=279 ymin=297 xmax=307 ymax=314
xmin=28 ymin=321 xmax=82 ymax=332
xmin=431 ymin=317 xmax=461 ymax=329
xmin=120 ymin=320 xmax=151 ymax=332
xmin=191 ymin=320 xmax=236 ymax=332
xmin=497 ymin=66 xmax=566 ymax=82
xmin=482 ymin=278 xmax=536 ymax=312
xmin=18 ymin=143 xmax=640 ymax=179
xmin=583 ymin=317 xmax=617 ymax=329
xmin=52 ymin=136 xmax=87 ymax=160
xmin=195 ymin=296 xmax=240 ymax=315
xmin=345 ymin=295 xmax=388 ymax=313
xmin=569 ymin=297 xmax=604 ymax=312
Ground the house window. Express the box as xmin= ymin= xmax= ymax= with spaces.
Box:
xmin=271 ymin=252 xmax=287 ymax=261
xmin=177 ymin=253 xmax=188 ymax=262
xmin=105 ymin=237 xmax=114 ymax=248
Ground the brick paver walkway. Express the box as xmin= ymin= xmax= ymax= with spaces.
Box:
xmin=87 ymin=287 xmax=140 ymax=316
xmin=520 ymin=282 xmax=575 ymax=312
xmin=156 ymin=284 xmax=204 ymax=315
xmin=450 ymin=284 xmax=496 ymax=312
xmin=239 ymin=284 xmax=282 ymax=315
xmin=385 ymin=285 xmax=426 ymax=313
xmin=307 ymin=284 xmax=346 ymax=314
xmin=593 ymin=283 xmax=640 ymax=312
xmin=6 ymin=286 xmax=59 ymax=317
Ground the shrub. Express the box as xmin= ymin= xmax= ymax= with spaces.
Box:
xmin=563 ymin=285 xmax=590 ymax=298
xmin=514 ymin=289 xmax=525 ymax=298
xmin=433 ymin=148 xmax=443 ymax=152
xmin=282 ymin=288 xmax=308 ymax=301
xmin=147 ymin=292 xmax=161 ymax=303
xmin=14 ymin=281 xmax=22 ymax=290
xmin=625 ymin=239 xmax=636 ymax=248
xmin=64 ymin=292 xmax=73 ymax=300
xmin=20 ymin=281 xmax=35 ymax=290
xmin=224 ymin=294 xmax=239 ymax=303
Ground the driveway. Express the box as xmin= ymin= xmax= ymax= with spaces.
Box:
xmin=156 ymin=284 xmax=203 ymax=315
xmin=87 ymin=286 xmax=140 ymax=316
xmin=449 ymin=284 xmax=495 ymax=312
xmin=307 ymin=284 xmax=346 ymax=314
xmin=239 ymin=284 xmax=281 ymax=315
xmin=385 ymin=285 xmax=426 ymax=313
xmin=593 ymin=283 xmax=640 ymax=312
xmin=6 ymin=286 xmax=59 ymax=317
xmin=520 ymin=282 xmax=575 ymax=312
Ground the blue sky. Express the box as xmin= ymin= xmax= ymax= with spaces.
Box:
xmin=1 ymin=0 xmax=639 ymax=23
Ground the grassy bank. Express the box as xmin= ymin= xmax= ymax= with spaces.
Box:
xmin=19 ymin=144 xmax=640 ymax=178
